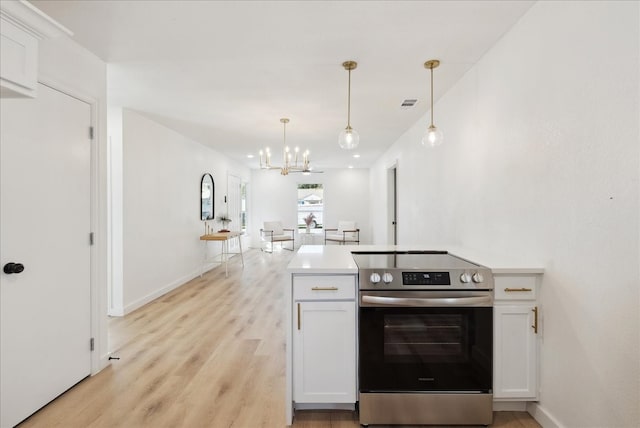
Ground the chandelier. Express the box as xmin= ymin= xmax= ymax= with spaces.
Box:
xmin=259 ymin=118 xmax=311 ymax=176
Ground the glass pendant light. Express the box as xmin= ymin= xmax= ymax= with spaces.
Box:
xmin=422 ymin=59 xmax=444 ymax=147
xmin=338 ymin=60 xmax=359 ymax=150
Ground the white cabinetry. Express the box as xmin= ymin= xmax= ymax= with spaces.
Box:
xmin=493 ymin=273 xmax=541 ymax=400
xmin=0 ymin=0 xmax=71 ymax=98
xmin=0 ymin=17 xmax=38 ymax=97
xmin=292 ymin=274 xmax=356 ymax=404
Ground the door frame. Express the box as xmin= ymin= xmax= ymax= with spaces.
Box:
xmin=386 ymin=160 xmax=398 ymax=245
xmin=38 ymin=75 xmax=106 ymax=375
xmin=227 ymin=172 xmax=242 ymax=252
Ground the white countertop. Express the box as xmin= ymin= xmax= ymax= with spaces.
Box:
xmin=287 ymin=244 xmax=544 ymax=275
xmin=286 ymin=245 xmax=359 ymax=274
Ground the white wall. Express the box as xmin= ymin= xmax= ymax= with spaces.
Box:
xmin=370 ymin=2 xmax=639 ymax=427
xmin=106 ymin=104 xmax=123 ymax=316
xmin=250 ymin=168 xmax=370 ymax=248
xmin=38 ymin=35 xmax=109 ymax=371
xmin=122 ymin=110 xmax=249 ymax=313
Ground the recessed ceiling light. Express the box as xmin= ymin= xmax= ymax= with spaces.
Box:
xmin=348 ymin=165 xmax=354 ymax=169
xmin=247 ymin=154 xmax=254 ymax=158
xmin=353 ymin=154 xmax=360 ymax=158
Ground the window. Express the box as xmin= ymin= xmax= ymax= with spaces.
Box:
xmin=297 ymin=184 xmax=323 ymax=230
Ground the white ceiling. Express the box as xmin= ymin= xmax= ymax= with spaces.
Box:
xmin=32 ymin=0 xmax=534 ymax=170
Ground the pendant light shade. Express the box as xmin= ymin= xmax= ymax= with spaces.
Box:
xmin=423 ymin=125 xmax=443 ymax=147
xmin=421 ymin=59 xmax=444 ymax=147
xmin=338 ymin=126 xmax=359 ymax=150
xmin=339 ymin=60 xmax=359 ymax=150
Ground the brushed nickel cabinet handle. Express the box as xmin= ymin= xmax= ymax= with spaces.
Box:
xmin=297 ymin=303 xmax=301 ymax=330
xmin=504 ymin=287 xmax=533 ymax=292
xmin=311 ymin=287 xmax=339 ymax=291
xmin=532 ymin=306 xmax=538 ymax=334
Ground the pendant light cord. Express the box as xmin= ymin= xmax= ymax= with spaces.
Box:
xmin=347 ymin=68 xmax=352 ymax=128
xmin=430 ymin=66 xmax=434 ymax=127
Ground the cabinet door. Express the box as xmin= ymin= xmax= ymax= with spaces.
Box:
xmin=293 ymin=301 xmax=356 ymax=403
xmin=493 ymin=305 xmax=538 ymax=399
xmin=0 ymin=17 xmax=38 ymax=97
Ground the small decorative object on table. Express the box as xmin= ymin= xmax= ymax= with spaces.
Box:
xmin=216 ymin=214 xmax=232 ymax=232
xmin=303 ymin=213 xmax=316 ymax=233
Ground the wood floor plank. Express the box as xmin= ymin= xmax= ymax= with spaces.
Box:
xmin=17 ymin=248 xmax=539 ymax=428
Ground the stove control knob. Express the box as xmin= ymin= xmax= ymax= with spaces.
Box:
xmin=382 ymin=272 xmax=393 ymax=284
xmin=460 ymin=273 xmax=472 ymax=283
xmin=370 ymin=273 xmax=381 ymax=284
xmin=472 ymin=272 xmax=484 ymax=283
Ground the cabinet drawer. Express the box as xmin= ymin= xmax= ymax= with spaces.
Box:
xmin=494 ymin=275 xmax=538 ymax=301
xmin=293 ymin=275 xmax=356 ymax=300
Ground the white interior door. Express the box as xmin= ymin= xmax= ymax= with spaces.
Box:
xmin=1 ymin=84 xmax=92 ymax=427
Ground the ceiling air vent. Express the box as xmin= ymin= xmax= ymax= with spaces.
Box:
xmin=400 ymin=99 xmax=418 ymax=109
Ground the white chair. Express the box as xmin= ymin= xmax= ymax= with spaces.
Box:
xmin=260 ymin=221 xmax=295 ymax=252
xmin=324 ymin=220 xmax=360 ymax=245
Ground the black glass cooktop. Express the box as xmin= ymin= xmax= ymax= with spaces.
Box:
xmin=351 ymin=251 xmax=482 ymax=270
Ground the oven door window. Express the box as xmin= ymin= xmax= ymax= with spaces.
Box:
xmin=359 ymin=307 xmax=492 ymax=392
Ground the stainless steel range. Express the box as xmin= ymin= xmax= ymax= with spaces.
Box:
xmin=353 ymin=251 xmax=494 ymax=426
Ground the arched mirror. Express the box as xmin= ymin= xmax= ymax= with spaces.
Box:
xmin=201 ymin=173 xmax=215 ymax=220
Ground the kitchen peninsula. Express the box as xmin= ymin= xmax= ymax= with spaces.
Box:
xmin=285 ymin=244 xmax=544 ymax=426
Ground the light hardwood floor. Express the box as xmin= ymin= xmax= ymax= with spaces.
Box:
xmin=19 ymin=248 xmax=540 ymax=428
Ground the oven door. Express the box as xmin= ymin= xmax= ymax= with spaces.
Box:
xmin=359 ymin=291 xmax=493 ymax=393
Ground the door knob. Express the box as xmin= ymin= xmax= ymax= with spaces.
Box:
xmin=3 ymin=263 xmax=25 ymax=274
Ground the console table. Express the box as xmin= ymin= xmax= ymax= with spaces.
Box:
xmin=200 ymin=231 xmax=244 ymax=277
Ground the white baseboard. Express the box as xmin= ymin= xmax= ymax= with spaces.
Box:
xmin=108 ymin=307 xmax=124 ymax=317
xmin=122 ymin=262 xmax=219 ymax=315
xmin=94 ymin=353 xmax=111 ymax=374
xmin=527 ymin=402 xmax=563 ymax=428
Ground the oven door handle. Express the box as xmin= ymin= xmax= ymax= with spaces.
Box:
xmin=361 ymin=294 xmax=492 ymax=307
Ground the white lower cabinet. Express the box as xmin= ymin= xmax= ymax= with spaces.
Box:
xmin=293 ymin=300 xmax=356 ymax=402
xmin=493 ymin=273 xmax=541 ymax=401
xmin=494 ymin=305 xmax=538 ymax=399
xmin=292 ymin=275 xmax=356 ymax=404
